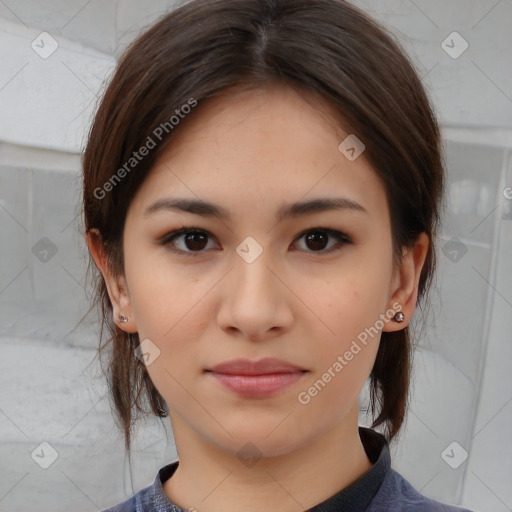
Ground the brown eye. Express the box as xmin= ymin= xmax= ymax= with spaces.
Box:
xmin=293 ymin=228 xmax=351 ymax=254
xmin=160 ymin=228 xmax=217 ymax=255
xmin=181 ymin=231 xmax=209 ymax=251
xmin=304 ymin=231 xmax=329 ymax=251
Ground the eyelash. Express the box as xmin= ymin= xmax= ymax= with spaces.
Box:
xmin=158 ymin=226 xmax=352 ymax=257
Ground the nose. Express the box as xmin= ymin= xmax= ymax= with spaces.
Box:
xmin=216 ymin=248 xmax=294 ymax=342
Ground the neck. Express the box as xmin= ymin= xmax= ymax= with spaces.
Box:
xmin=163 ymin=406 xmax=373 ymax=512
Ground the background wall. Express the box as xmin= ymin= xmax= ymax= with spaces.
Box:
xmin=0 ymin=1 xmax=511 ymax=511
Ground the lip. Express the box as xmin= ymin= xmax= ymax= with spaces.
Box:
xmin=205 ymin=358 xmax=308 ymax=398
xmin=208 ymin=357 xmax=306 ymax=375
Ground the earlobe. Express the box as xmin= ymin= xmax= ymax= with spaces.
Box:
xmin=85 ymin=229 xmax=138 ymax=333
xmin=383 ymin=232 xmax=430 ymax=332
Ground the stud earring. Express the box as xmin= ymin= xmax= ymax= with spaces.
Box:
xmin=118 ymin=314 xmax=129 ymax=323
xmin=393 ymin=311 xmax=405 ymax=322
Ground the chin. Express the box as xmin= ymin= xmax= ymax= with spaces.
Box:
xmin=214 ymin=420 xmax=314 ymax=460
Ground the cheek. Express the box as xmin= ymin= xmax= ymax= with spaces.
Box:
xmin=123 ymin=254 xmax=209 ymax=396
xmin=124 ymin=242 xmax=204 ymax=335
xmin=300 ymin=324 xmax=382 ymax=416
xmin=307 ymin=272 xmax=389 ymax=340
xmin=296 ymin=271 xmax=389 ymax=396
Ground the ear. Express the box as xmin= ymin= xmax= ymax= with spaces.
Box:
xmin=85 ymin=228 xmax=138 ymax=333
xmin=382 ymin=232 xmax=430 ymax=332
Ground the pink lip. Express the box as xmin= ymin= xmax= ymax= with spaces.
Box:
xmin=206 ymin=358 xmax=308 ymax=398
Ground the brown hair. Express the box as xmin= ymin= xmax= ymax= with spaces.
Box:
xmin=81 ymin=0 xmax=444 ymax=453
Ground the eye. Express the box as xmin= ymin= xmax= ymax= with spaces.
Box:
xmin=158 ymin=227 xmax=218 ymax=256
xmin=292 ymin=228 xmax=352 ymax=254
xmin=159 ymin=226 xmax=352 ymax=257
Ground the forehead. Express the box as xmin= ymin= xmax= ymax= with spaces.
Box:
xmin=128 ymin=84 xmax=389 ymax=223
xmin=163 ymin=83 xmax=347 ymax=159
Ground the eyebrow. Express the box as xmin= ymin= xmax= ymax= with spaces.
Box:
xmin=143 ymin=196 xmax=368 ymax=221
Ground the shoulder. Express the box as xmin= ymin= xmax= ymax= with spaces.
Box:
xmin=100 ymin=484 xmax=152 ymax=512
xmin=100 ymin=495 xmax=136 ymax=512
xmin=100 ymin=461 xmax=180 ymax=512
xmin=367 ymin=468 xmax=478 ymax=512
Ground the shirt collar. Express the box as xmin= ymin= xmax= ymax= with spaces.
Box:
xmin=145 ymin=426 xmax=390 ymax=512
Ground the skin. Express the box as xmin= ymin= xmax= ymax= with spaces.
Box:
xmin=87 ymin=83 xmax=429 ymax=512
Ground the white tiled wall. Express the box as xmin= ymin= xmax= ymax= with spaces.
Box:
xmin=1 ymin=1 xmax=511 ymax=511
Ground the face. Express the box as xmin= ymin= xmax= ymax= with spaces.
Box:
xmin=101 ymin=84 xmax=417 ymax=458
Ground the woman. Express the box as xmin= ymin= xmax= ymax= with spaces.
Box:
xmin=82 ymin=0 xmax=475 ymax=510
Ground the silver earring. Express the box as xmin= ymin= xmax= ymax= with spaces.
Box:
xmin=394 ymin=311 xmax=405 ymax=322
xmin=119 ymin=314 xmax=129 ymax=323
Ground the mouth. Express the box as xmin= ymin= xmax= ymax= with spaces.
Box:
xmin=206 ymin=357 xmax=307 ymax=375
xmin=204 ymin=358 xmax=308 ymax=398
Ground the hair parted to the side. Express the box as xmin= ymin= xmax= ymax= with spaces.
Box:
xmin=81 ymin=0 xmax=444 ymax=453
